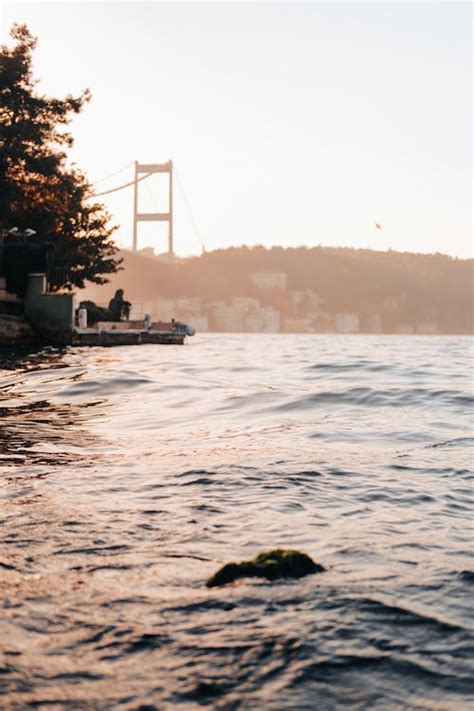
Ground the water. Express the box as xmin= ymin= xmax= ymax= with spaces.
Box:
xmin=1 ymin=334 xmax=473 ymax=710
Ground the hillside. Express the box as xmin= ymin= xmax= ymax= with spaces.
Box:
xmin=80 ymin=246 xmax=474 ymax=334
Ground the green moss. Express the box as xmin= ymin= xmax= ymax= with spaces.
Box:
xmin=206 ymin=549 xmax=325 ymax=588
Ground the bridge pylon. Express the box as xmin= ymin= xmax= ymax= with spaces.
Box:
xmin=132 ymin=160 xmax=173 ymax=257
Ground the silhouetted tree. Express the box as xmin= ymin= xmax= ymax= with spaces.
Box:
xmin=0 ymin=24 xmax=120 ymax=290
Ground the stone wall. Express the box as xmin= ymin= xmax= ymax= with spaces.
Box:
xmin=0 ymin=315 xmax=34 ymax=346
xmin=24 ymin=274 xmax=74 ymax=339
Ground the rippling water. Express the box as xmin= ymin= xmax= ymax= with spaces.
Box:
xmin=1 ymin=335 xmax=473 ymax=710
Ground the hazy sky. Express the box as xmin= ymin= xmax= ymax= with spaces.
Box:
xmin=1 ymin=1 xmax=472 ymax=257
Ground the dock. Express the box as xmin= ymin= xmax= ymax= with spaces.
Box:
xmin=71 ymin=320 xmax=187 ymax=347
xmin=0 ymin=274 xmax=194 ymax=347
xmin=72 ymin=329 xmax=185 ymax=346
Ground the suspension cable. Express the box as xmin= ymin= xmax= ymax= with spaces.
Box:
xmin=92 ymin=161 xmax=134 ymax=186
xmin=89 ymin=171 xmax=154 ymax=198
xmin=174 ymin=164 xmax=206 ymax=252
xmin=89 ymin=164 xmax=207 ymax=255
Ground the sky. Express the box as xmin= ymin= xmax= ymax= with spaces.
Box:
xmin=1 ymin=1 xmax=472 ymax=258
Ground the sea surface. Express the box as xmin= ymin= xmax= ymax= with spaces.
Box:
xmin=0 ymin=334 xmax=473 ymax=710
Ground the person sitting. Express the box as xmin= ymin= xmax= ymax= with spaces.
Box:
xmin=108 ymin=289 xmax=131 ymax=321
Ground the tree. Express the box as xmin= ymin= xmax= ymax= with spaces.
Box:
xmin=0 ymin=24 xmax=121 ymax=291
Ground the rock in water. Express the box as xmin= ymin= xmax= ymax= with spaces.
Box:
xmin=206 ymin=549 xmax=325 ymax=588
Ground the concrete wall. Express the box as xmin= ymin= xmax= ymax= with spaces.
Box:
xmin=24 ymin=273 xmax=74 ymax=335
xmin=0 ymin=315 xmax=34 ymax=345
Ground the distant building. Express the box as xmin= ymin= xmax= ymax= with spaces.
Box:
xmin=260 ymin=306 xmax=280 ymax=332
xmin=305 ymin=291 xmax=324 ymax=309
xmin=290 ymin=289 xmax=324 ymax=316
xmin=282 ymin=318 xmax=314 ymax=333
xmin=290 ymin=290 xmax=306 ymax=312
xmin=250 ymin=272 xmax=287 ymax=290
xmin=396 ymin=323 xmax=415 ymax=334
xmin=232 ymin=297 xmax=260 ymax=312
xmin=416 ymin=322 xmax=438 ymax=334
xmin=139 ymin=247 xmax=155 ymax=257
xmin=335 ymin=313 xmax=359 ymax=333
xmin=363 ymin=313 xmax=382 ymax=333
xmin=189 ymin=315 xmax=209 ymax=332
xmin=211 ymin=305 xmax=244 ymax=332
xmin=311 ymin=311 xmax=334 ymax=332
xmin=244 ymin=314 xmax=264 ymax=332
xmin=208 ymin=299 xmax=280 ymax=333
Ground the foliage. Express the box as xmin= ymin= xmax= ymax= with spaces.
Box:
xmin=0 ymin=24 xmax=120 ymax=291
xmin=77 ymin=300 xmax=112 ymax=325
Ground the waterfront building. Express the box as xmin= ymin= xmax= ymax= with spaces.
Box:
xmin=211 ymin=305 xmax=244 ymax=332
xmin=334 ymin=313 xmax=360 ymax=333
xmin=363 ymin=313 xmax=383 ymax=333
xmin=232 ymin=297 xmax=260 ymax=312
xmin=244 ymin=314 xmax=264 ymax=332
xmin=282 ymin=318 xmax=314 ymax=333
xmin=260 ymin=306 xmax=280 ymax=332
xmin=189 ymin=315 xmax=209 ymax=332
xmin=396 ymin=323 xmax=415 ymax=334
xmin=416 ymin=322 xmax=438 ymax=334
xmin=289 ymin=290 xmax=306 ymax=313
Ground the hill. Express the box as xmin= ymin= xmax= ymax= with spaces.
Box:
xmin=79 ymin=246 xmax=474 ymax=334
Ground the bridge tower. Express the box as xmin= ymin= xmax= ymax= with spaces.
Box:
xmin=132 ymin=160 xmax=173 ymax=257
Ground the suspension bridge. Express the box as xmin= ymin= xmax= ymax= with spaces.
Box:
xmin=88 ymin=160 xmax=205 ymax=258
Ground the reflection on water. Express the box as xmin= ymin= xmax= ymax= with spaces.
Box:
xmin=0 ymin=335 xmax=473 ymax=709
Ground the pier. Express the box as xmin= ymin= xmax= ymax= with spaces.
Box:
xmin=72 ymin=321 xmax=186 ymax=346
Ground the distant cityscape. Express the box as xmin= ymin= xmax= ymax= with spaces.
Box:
xmin=131 ymin=270 xmax=439 ymax=334
xmin=81 ymin=245 xmax=474 ymax=335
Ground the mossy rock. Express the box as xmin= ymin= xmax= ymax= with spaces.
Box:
xmin=206 ymin=549 xmax=325 ymax=588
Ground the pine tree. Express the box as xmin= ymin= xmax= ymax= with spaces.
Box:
xmin=0 ymin=23 xmax=121 ymax=290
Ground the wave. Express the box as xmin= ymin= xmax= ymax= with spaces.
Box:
xmin=351 ymin=596 xmax=467 ymax=634
xmin=429 ymin=437 xmax=474 ymax=449
xmin=1 ymin=336 xmax=473 ymax=709
xmin=273 ymin=386 xmax=473 ymax=411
